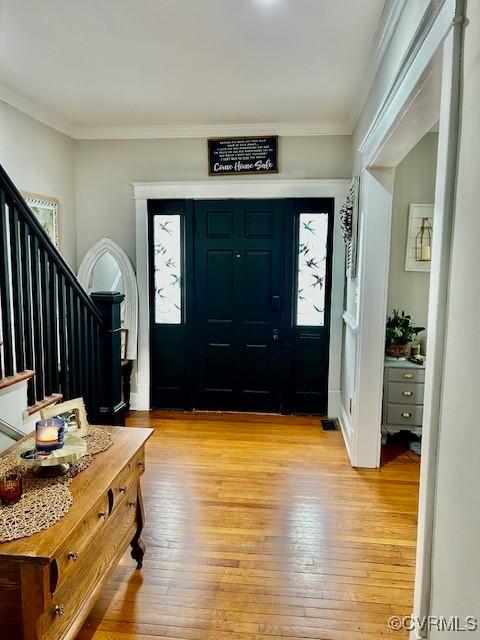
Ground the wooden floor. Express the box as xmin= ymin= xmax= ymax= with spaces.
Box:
xmin=77 ymin=412 xmax=420 ymax=640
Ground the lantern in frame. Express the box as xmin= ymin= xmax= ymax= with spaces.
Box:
xmin=415 ymin=217 xmax=432 ymax=262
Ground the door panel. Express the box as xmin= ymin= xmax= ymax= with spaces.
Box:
xmin=194 ymin=200 xmax=285 ymax=411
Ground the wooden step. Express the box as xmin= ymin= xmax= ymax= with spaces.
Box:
xmin=27 ymin=393 xmax=63 ymax=416
xmin=0 ymin=370 xmax=35 ymax=392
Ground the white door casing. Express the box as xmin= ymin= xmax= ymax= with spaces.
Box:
xmin=132 ymin=179 xmax=348 ymax=414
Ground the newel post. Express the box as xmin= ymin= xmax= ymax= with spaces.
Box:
xmin=91 ymin=291 xmax=126 ymax=426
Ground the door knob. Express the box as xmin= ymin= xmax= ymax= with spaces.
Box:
xmin=272 ymin=329 xmax=279 ymax=341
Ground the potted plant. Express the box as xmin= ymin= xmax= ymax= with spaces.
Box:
xmin=385 ymin=309 xmax=415 ymax=359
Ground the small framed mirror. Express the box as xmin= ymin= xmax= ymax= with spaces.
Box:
xmin=78 ymin=238 xmax=138 ymax=360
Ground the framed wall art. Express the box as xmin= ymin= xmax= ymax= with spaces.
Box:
xmin=22 ymin=192 xmax=60 ymax=248
xmin=405 ymin=203 xmax=434 ymax=272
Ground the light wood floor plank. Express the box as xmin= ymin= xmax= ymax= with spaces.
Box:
xmin=77 ymin=411 xmax=418 ymax=639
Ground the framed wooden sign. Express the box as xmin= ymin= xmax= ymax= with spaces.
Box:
xmin=208 ymin=136 xmax=278 ymax=176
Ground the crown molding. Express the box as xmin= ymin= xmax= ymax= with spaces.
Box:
xmin=73 ymin=121 xmax=351 ymax=140
xmin=0 ymin=84 xmax=75 ymax=138
xmin=348 ymin=0 xmax=407 ymax=129
xmin=0 ymin=85 xmax=351 ymax=140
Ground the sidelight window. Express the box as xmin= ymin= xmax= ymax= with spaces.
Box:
xmin=153 ymin=214 xmax=182 ymax=324
xmin=296 ymin=213 xmax=328 ymax=326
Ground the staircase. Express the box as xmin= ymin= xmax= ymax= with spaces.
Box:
xmin=0 ymin=164 xmax=125 ymax=442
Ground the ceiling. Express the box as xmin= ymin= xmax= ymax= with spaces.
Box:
xmin=0 ymin=0 xmax=388 ymax=138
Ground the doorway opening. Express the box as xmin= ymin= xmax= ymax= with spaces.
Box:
xmin=148 ymin=198 xmax=334 ymax=414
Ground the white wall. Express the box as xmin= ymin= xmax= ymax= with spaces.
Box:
xmin=429 ymin=1 xmax=480 ymax=632
xmin=388 ymin=132 xmax=438 ymax=328
xmin=0 ymin=100 xmax=77 ymax=267
xmin=74 ymin=136 xmax=353 ymax=265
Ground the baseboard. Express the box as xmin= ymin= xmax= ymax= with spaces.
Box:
xmin=338 ymin=401 xmax=354 ymax=465
xmin=134 ymin=383 xmax=150 ymax=411
xmin=327 ymin=390 xmax=341 ymax=418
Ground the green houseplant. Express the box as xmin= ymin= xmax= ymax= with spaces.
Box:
xmin=385 ymin=309 xmax=415 ymax=359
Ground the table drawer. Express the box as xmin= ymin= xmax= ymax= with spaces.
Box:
xmin=388 ymin=367 xmax=425 ymax=383
xmin=387 ymin=404 xmax=423 ymax=427
xmin=110 ymin=446 xmax=145 ymax=508
xmin=52 ymin=489 xmax=112 ymax=592
xmin=44 ymin=484 xmax=139 ymax=640
xmin=387 ymin=381 xmax=424 ymax=405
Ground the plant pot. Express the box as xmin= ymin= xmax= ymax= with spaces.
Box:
xmin=386 ymin=343 xmax=409 ymax=359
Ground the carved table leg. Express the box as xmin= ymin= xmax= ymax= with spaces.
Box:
xmin=130 ymin=483 xmax=146 ymax=569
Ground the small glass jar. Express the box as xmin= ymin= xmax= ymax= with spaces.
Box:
xmin=0 ymin=472 xmax=23 ymax=506
xmin=36 ymin=418 xmax=65 ymax=452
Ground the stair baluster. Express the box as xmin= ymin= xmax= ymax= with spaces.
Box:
xmin=0 ymin=163 xmax=124 ymax=424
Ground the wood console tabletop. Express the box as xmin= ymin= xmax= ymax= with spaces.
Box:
xmin=0 ymin=426 xmax=153 ymax=640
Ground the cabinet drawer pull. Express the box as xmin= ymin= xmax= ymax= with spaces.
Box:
xmin=54 ymin=604 xmax=65 ymax=617
xmin=129 ymin=501 xmax=136 ymax=509
xmin=98 ymin=510 xmax=108 ymax=519
xmin=138 ymin=461 xmax=145 ymax=469
xmin=401 ymin=412 xmax=412 ymax=419
xmin=402 ymin=390 xmax=413 ymax=396
xmin=402 ymin=373 xmax=413 ymax=379
xmin=67 ymin=551 xmax=79 ymax=561
xmin=119 ymin=485 xmax=127 ymax=494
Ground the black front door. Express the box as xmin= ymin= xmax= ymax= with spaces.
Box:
xmin=194 ymin=200 xmax=286 ymax=411
xmin=148 ymin=197 xmax=334 ymax=414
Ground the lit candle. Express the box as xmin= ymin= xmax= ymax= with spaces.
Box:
xmin=36 ymin=418 xmax=65 ymax=452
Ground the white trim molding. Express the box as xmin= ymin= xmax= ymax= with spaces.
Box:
xmin=0 ymin=86 xmax=75 ymax=138
xmin=77 ymin=238 xmax=139 ymax=360
xmin=0 ymin=88 xmax=351 ymax=140
xmin=359 ymin=0 xmax=456 ymax=165
xmin=76 ymin=122 xmax=350 ymax=140
xmin=342 ymin=311 xmax=358 ymax=334
xmin=132 ymin=178 xmax=349 ymax=412
xmin=349 ymin=0 xmax=408 ymax=129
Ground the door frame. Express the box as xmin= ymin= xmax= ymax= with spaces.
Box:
xmin=349 ymin=0 xmax=463 ymax=633
xmin=132 ymin=179 xmax=349 ymax=415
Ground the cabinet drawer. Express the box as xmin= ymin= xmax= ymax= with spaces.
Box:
xmin=387 ymin=404 xmax=423 ymax=427
xmin=111 ymin=447 xmax=145 ymax=508
xmin=388 ymin=367 xmax=425 ymax=383
xmin=52 ymin=489 xmax=112 ymax=592
xmin=387 ymin=381 xmax=424 ymax=405
xmin=44 ymin=484 xmax=139 ymax=640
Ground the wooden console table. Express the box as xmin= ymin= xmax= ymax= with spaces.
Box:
xmin=0 ymin=426 xmax=153 ymax=640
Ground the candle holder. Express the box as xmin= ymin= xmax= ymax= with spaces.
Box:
xmin=36 ymin=418 xmax=65 ymax=452
xmin=0 ymin=473 xmax=23 ymax=506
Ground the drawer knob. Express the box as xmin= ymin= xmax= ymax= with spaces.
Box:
xmin=98 ymin=510 xmax=108 ymax=519
xmin=129 ymin=501 xmax=136 ymax=509
xmin=67 ymin=550 xmax=79 ymax=561
xmin=138 ymin=461 xmax=145 ymax=468
xmin=401 ymin=412 xmax=413 ymax=419
xmin=402 ymin=391 xmax=413 ymax=397
xmin=403 ymin=373 xmax=413 ymax=379
xmin=54 ymin=604 xmax=65 ymax=617
xmin=119 ymin=485 xmax=127 ymax=494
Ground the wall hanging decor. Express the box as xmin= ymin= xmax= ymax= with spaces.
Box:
xmin=208 ymin=136 xmax=278 ymax=176
xmin=405 ymin=203 xmax=434 ymax=272
xmin=22 ymin=192 xmax=59 ymax=247
xmin=339 ymin=176 xmax=360 ymax=278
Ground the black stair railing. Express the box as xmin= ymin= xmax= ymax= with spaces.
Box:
xmin=0 ymin=164 xmax=125 ymax=425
